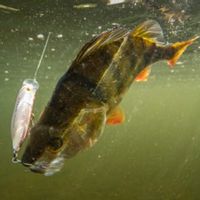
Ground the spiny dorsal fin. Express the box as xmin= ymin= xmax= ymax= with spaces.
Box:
xmin=101 ymin=28 xmax=129 ymax=46
xmin=74 ymin=28 xmax=129 ymax=63
xmin=74 ymin=32 xmax=107 ymax=63
xmin=132 ymin=20 xmax=164 ymax=45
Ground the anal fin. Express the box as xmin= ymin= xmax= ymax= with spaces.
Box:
xmin=135 ymin=66 xmax=151 ymax=82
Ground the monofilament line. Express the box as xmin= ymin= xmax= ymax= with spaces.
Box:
xmin=33 ymin=32 xmax=51 ymax=80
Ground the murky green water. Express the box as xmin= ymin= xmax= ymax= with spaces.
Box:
xmin=0 ymin=0 xmax=200 ymax=199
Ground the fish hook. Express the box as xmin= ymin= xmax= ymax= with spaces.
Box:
xmin=12 ymin=151 xmax=21 ymax=164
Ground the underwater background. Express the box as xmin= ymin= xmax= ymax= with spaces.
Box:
xmin=0 ymin=0 xmax=200 ymax=199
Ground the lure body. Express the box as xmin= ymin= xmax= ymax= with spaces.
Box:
xmin=10 ymin=32 xmax=50 ymax=161
xmin=11 ymin=79 xmax=39 ymax=160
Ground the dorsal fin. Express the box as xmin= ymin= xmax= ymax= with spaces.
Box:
xmin=132 ymin=20 xmax=164 ymax=45
xmin=101 ymin=28 xmax=129 ymax=46
xmin=74 ymin=28 xmax=129 ymax=63
xmin=74 ymin=31 xmax=110 ymax=63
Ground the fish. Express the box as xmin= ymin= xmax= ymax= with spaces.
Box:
xmin=11 ymin=79 xmax=39 ymax=162
xmin=159 ymin=6 xmax=190 ymax=25
xmin=21 ymin=20 xmax=198 ymax=175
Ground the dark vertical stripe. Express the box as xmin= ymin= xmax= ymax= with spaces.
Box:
xmin=66 ymin=71 xmax=110 ymax=103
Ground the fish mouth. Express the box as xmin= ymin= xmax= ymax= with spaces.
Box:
xmin=22 ymin=161 xmax=47 ymax=174
xmin=22 ymin=155 xmax=65 ymax=176
xmin=22 ymin=145 xmax=65 ymax=176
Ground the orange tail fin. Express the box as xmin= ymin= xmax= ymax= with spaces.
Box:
xmin=168 ymin=36 xmax=199 ymax=68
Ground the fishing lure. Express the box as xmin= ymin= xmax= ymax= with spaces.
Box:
xmin=11 ymin=32 xmax=51 ymax=162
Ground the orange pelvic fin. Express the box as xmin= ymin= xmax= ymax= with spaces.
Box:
xmin=106 ymin=106 xmax=125 ymax=125
xmin=168 ymin=36 xmax=199 ymax=67
xmin=135 ymin=66 xmax=151 ymax=82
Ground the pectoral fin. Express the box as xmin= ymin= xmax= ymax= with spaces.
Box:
xmin=135 ymin=66 xmax=151 ymax=82
xmin=106 ymin=106 xmax=125 ymax=125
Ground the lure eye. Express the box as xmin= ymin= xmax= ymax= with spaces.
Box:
xmin=48 ymin=137 xmax=63 ymax=152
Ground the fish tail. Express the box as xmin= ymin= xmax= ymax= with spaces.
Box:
xmin=166 ymin=36 xmax=199 ymax=67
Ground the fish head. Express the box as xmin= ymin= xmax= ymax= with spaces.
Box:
xmin=22 ymin=124 xmax=65 ymax=175
xmin=22 ymin=105 xmax=107 ymax=175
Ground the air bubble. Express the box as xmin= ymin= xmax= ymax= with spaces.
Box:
xmin=56 ymin=34 xmax=63 ymax=38
xmin=28 ymin=37 xmax=34 ymax=41
xmin=37 ymin=34 xmax=44 ymax=40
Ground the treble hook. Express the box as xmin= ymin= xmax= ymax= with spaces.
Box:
xmin=12 ymin=151 xmax=21 ymax=164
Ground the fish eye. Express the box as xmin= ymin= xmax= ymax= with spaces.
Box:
xmin=48 ymin=137 xmax=63 ymax=151
xmin=26 ymin=87 xmax=31 ymax=91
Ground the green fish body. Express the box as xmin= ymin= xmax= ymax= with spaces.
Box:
xmin=22 ymin=20 xmax=197 ymax=175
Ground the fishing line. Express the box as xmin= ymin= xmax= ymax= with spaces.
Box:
xmin=33 ymin=32 xmax=51 ymax=80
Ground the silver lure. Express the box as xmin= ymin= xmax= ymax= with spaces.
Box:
xmin=11 ymin=79 xmax=39 ymax=162
xmin=10 ymin=32 xmax=51 ymax=162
